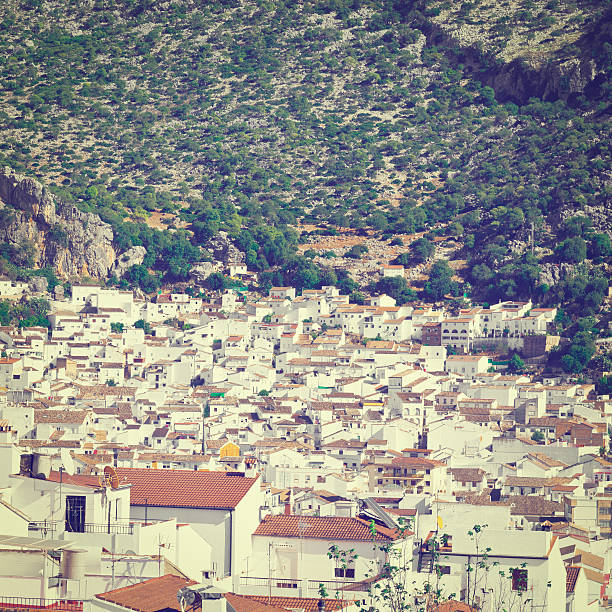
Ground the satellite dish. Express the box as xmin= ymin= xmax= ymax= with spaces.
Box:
xmin=104 ymin=465 xmax=120 ymax=489
xmin=61 ymin=448 xmax=75 ymax=476
xmin=177 ymin=587 xmax=197 ymax=608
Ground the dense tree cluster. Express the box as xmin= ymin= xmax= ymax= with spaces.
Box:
xmin=0 ymin=297 xmax=51 ymax=328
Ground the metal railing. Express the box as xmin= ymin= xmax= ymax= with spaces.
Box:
xmin=0 ymin=597 xmax=83 ymax=611
xmin=28 ymin=521 xmax=60 ymax=535
xmin=308 ymin=579 xmax=357 ymax=592
xmin=240 ymin=576 xmax=301 ymax=589
xmin=70 ymin=522 xmax=134 ymax=535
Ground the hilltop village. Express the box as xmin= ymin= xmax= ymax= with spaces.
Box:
xmin=0 ymin=275 xmax=610 ymax=612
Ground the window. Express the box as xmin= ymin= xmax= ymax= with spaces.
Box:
xmin=512 ymin=568 xmax=528 ymax=591
xmin=437 ymin=565 xmax=451 ymax=575
xmin=335 ymin=567 xmax=355 ymax=578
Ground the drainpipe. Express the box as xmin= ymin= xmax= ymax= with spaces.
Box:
xmin=229 ymin=509 xmax=234 ymax=586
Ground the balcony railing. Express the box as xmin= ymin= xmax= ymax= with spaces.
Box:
xmin=0 ymin=597 xmax=83 ymax=611
xmin=307 ymin=579 xmax=358 ymax=592
xmin=67 ymin=522 xmax=134 ymax=535
xmin=240 ymin=576 xmax=301 ymax=588
xmin=28 ymin=520 xmax=60 ymax=535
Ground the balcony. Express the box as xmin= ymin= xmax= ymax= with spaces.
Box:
xmin=29 ymin=520 xmax=134 ymax=536
xmin=66 ymin=522 xmax=134 ymax=535
xmin=0 ymin=597 xmax=83 ymax=611
xmin=28 ymin=520 xmax=60 ymax=537
xmin=239 ymin=577 xmax=360 ymax=599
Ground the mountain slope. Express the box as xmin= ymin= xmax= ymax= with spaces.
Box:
xmin=0 ymin=0 xmax=609 ymax=310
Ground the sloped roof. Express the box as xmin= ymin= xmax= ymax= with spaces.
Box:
xmin=224 ymin=593 xmax=289 ymax=611
xmin=115 ymin=468 xmax=258 ymax=509
xmin=566 ymin=566 xmax=581 ymax=593
xmin=95 ymin=574 xmax=195 ymax=612
xmin=253 ymin=514 xmax=405 ymax=542
xmin=243 ymin=596 xmax=351 ymax=611
xmin=449 ymin=468 xmax=486 ymax=483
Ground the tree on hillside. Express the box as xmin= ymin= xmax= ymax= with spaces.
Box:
xmin=412 ymin=237 xmax=434 ymax=262
xmin=556 ymin=237 xmax=587 ymax=263
xmin=423 ymin=260 xmax=459 ymax=301
xmin=375 ymin=276 xmax=416 ymax=304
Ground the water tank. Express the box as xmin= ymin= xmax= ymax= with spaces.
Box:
xmin=32 ymin=454 xmax=51 ymax=479
xmin=61 ymin=549 xmax=91 ymax=581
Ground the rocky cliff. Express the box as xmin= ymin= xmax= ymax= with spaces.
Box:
xmin=0 ymin=167 xmax=116 ymax=279
xmin=422 ymin=3 xmax=610 ymax=105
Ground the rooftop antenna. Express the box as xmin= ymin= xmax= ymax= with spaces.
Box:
xmin=58 ymin=449 xmax=75 ymax=525
xmin=60 ymin=448 xmax=75 ymax=476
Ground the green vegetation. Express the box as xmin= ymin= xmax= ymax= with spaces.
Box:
xmin=374 ymin=276 xmax=417 ymax=305
xmin=0 ymin=297 xmax=51 ymax=328
xmin=0 ymin=0 xmax=607 ymax=322
xmin=508 ymin=353 xmax=526 ymax=373
xmin=134 ymin=318 xmax=152 ymax=334
xmin=423 ymin=260 xmax=459 ymax=301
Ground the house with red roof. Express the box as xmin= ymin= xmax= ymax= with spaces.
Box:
xmin=115 ymin=468 xmax=262 ymax=589
xmin=91 ymin=574 xmax=356 ymax=612
xmin=244 ymin=514 xmax=411 ymax=600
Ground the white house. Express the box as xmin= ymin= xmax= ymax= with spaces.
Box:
xmin=115 ymin=468 xmax=262 ymax=589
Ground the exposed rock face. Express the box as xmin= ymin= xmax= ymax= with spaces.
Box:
xmin=207 ymin=231 xmax=244 ymax=265
xmin=0 ymin=167 xmax=116 ymax=279
xmin=426 ymin=23 xmax=605 ymax=104
xmin=190 ymin=261 xmax=221 ymax=284
xmin=111 ymin=245 xmax=147 ymax=278
xmin=539 ymin=262 xmax=576 ymax=287
xmin=28 ymin=276 xmax=48 ymax=293
xmin=485 ymin=55 xmax=600 ymax=104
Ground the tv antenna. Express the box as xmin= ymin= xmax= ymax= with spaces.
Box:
xmin=60 ymin=448 xmax=75 ymax=476
xmin=57 ymin=448 xmax=75 ymax=523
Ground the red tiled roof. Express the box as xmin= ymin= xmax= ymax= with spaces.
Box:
xmin=115 ymin=467 xmax=258 ymax=509
xmin=432 ymin=601 xmax=477 ymax=612
xmin=566 ymin=565 xmax=581 ymax=593
xmin=95 ymin=574 xmax=195 ymax=612
xmin=46 ymin=471 xmax=100 ymax=488
xmin=243 ymin=596 xmax=350 ymax=611
xmin=253 ymin=515 xmax=406 ymax=541
xmin=224 ymin=593 xmax=289 ymax=611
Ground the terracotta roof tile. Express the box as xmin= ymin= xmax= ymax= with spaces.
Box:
xmin=253 ymin=515 xmax=405 ymax=541
xmin=115 ymin=467 xmax=258 ymax=509
xmin=566 ymin=566 xmax=580 ymax=593
xmin=96 ymin=574 xmax=195 ymax=612
xmin=224 ymin=593 xmax=289 ymax=611
xmin=243 ymin=596 xmax=350 ymax=611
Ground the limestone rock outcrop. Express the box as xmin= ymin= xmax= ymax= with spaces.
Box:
xmin=0 ymin=167 xmax=116 ymax=279
xmin=111 ymin=245 xmax=147 ymax=278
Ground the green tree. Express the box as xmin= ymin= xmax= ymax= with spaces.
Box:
xmin=412 ymin=237 xmax=435 ymax=262
xmin=205 ymin=272 xmax=227 ymax=291
xmin=556 ymin=237 xmax=587 ymax=263
xmin=531 ymin=430 xmax=545 ymax=442
xmin=134 ymin=319 xmax=152 ymax=334
xmin=375 ymin=276 xmax=416 ymax=304
xmin=423 ymin=260 xmax=459 ymax=301
xmin=507 ymin=353 xmax=525 ymax=373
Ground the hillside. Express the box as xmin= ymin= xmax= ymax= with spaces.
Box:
xmin=0 ymin=0 xmax=609 ymax=317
